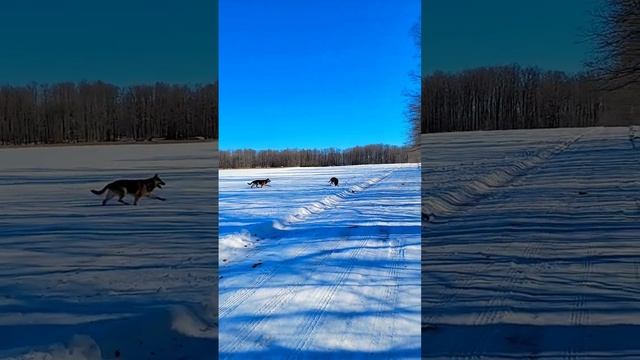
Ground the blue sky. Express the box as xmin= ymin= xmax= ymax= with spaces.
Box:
xmin=423 ymin=0 xmax=602 ymax=74
xmin=0 ymin=0 xmax=217 ymax=85
xmin=220 ymin=0 xmax=420 ymax=150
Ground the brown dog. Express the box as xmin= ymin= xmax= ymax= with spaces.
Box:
xmin=91 ymin=174 xmax=166 ymax=205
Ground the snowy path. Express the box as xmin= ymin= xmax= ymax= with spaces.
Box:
xmin=422 ymin=127 xmax=640 ymax=359
xmin=0 ymin=143 xmax=218 ymax=360
xmin=219 ymin=164 xmax=421 ymax=358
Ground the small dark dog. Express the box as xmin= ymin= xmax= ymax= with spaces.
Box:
xmin=248 ymin=178 xmax=271 ymax=188
xmin=329 ymin=177 xmax=339 ymax=186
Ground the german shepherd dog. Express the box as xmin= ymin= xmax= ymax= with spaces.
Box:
xmin=329 ymin=177 xmax=339 ymax=186
xmin=91 ymin=174 xmax=166 ymax=206
xmin=248 ymin=178 xmax=270 ymax=188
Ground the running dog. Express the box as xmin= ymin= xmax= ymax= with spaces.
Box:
xmin=248 ymin=178 xmax=271 ymax=188
xmin=91 ymin=174 xmax=166 ymax=206
xmin=329 ymin=177 xmax=339 ymax=186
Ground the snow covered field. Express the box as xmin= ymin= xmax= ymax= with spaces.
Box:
xmin=422 ymin=126 xmax=640 ymax=358
xmin=0 ymin=143 xmax=218 ymax=360
xmin=219 ymin=163 xmax=421 ymax=358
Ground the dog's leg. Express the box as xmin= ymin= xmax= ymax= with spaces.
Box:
xmin=117 ymin=195 xmax=130 ymax=205
xmin=102 ymin=190 xmax=115 ymax=206
xmin=133 ymin=195 xmax=141 ymax=206
xmin=112 ymin=189 xmax=129 ymax=205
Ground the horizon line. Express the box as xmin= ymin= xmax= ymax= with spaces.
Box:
xmin=219 ymin=143 xmax=411 ymax=152
xmin=424 ymin=62 xmax=591 ymax=77
xmin=0 ymin=79 xmax=218 ymax=87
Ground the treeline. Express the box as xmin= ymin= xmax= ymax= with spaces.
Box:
xmin=0 ymin=81 xmax=218 ymax=145
xmin=220 ymin=144 xmax=409 ymax=168
xmin=420 ymin=0 xmax=640 ymax=134
xmin=421 ymin=65 xmax=602 ymax=133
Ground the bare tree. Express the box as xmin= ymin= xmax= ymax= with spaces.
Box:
xmin=587 ymin=0 xmax=640 ymax=90
xmin=407 ymin=18 xmax=421 ymax=147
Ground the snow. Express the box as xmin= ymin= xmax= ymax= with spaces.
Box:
xmin=0 ymin=143 xmax=218 ymax=360
xmin=422 ymin=126 xmax=640 ymax=358
xmin=219 ymin=163 xmax=421 ymax=358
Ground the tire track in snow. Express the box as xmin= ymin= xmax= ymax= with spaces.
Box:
xmin=422 ymin=251 xmax=494 ymax=332
xmin=220 ymin=169 xmax=393 ymax=265
xmin=280 ymin=170 xmax=394 ymax=226
xmin=286 ymin=235 xmax=373 ymax=356
xmin=219 ymin=225 xmax=354 ymax=357
xmin=219 ymin=235 xmax=315 ymax=319
xmin=562 ymin=179 xmax=594 ymax=360
xmin=448 ymin=136 xmax=585 ymax=360
xmin=423 ymin=132 xmax=586 ymax=222
xmin=219 ymin=170 xmax=394 ymax=319
xmin=460 ymin=134 xmax=584 ymax=359
xmin=221 ymin=226 xmax=375 ymax=358
xmin=282 ymin=170 xmax=409 ymax=355
xmin=460 ymin=242 xmax=544 ymax=360
xmin=423 ymin=128 xmax=640 ymax=358
xmin=565 ymin=245 xmax=595 ymax=360
xmin=366 ymin=227 xmax=404 ymax=354
xmin=422 ymin=131 xmax=577 ymax=335
xmin=220 ymin=170 xmax=396 ymax=356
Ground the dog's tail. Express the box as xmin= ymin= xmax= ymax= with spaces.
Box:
xmin=247 ymin=182 xmax=252 ymax=185
xmin=91 ymin=186 xmax=108 ymax=195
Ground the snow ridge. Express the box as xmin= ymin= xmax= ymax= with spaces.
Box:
xmin=423 ymin=133 xmax=585 ymax=222
xmin=219 ymin=164 xmax=420 ymax=358
xmin=280 ymin=171 xmax=394 ymax=226
xmin=630 ymin=125 xmax=639 ymax=150
xmin=218 ymin=170 xmax=393 ymax=264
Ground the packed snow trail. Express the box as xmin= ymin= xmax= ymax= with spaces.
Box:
xmin=422 ymin=127 xmax=640 ymax=359
xmin=0 ymin=143 xmax=218 ymax=360
xmin=219 ymin=164 xmax=421 ymax=359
